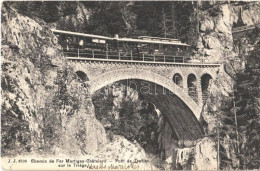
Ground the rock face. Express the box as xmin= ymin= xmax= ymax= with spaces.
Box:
xmin=164 ymin=137 xmax=217 ymax=170
xmin=192 ymin=137 xmax=218 ymax=170
xmin=196 ymin=2 xmax=260 ymax=62
xmin=92 ymin=81 xmax=208 ymax=169
xmin=92 ymin=82 xmax=161 ymax=156
xmin=50 ymin=3 xmax=90 ymax=32
xmin=1 ymin=5 xmax=107 ymax=156
xmin=1 ymin=5 xmax=159 ymax=167
xmin=196 ymin=4 xmax=235 ymax=62
xmin=197 ymin=0 xmax=260 ymax=145
xmin=157 ymin=115 xmax=178 ymax=160
xmin=196 ymin=3 xmax=260 ymax=170
xmin=240 ymin=3 xmax=260 ymax=26
xmin=93 ymin=135 xmax=158 ymax=170
xmin=200 ymin=64 xmax=234 ymax=134
xmin=92 ymin=81 xmax=202 ymax=168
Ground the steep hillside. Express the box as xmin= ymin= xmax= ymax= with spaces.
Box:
xmin=1 ymin=4 xmax=107 ymax=156
xmin=196 ymin=2 xmax=260 ymax=62
xmin=1 ymin=4 xmax=159 ymax=169
xmin=49 ymin=2 xmax=90 ymax=32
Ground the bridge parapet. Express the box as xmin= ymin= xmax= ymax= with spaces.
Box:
xmin=63 ymin=48 xmax=221 ymax=65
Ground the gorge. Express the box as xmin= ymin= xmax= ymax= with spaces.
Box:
xmin=1 ymin=1 xmax=260 ymax=170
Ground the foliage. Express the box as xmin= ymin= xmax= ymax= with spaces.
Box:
xmin=216 ymin=46 xmax=260 ymax=170
xmin=83 ymin=1 xmax=198 ymax=45
xmin=1 ymin=83 xmax=32 ymax=156
xmin=92 ymin=83 xmax=159 ymax=155
xmin=131 ymin=2 xmax=162 ymax=37
xmin=10 ymin=1 xmax=78 ymax=22
xmin=8 ymin=1 xmax=199 ymax=45
xmin=84 ymin=2 xmax=129 ymax=36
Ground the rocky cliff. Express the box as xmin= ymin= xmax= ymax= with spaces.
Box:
xmin=1 ymin=4 xmax=107 ymax=156
xmin=196 ymin=2 xmax=260 ymax=170
xmin=1 ymin=5 xmax=159 ymax=169
xmin=196 ymin=2 xmax=260 ymax=62
xmin=49 ymin=2 xmax=90 ymax=32
xmin=197 ymin=0 xmax=260 ymax=143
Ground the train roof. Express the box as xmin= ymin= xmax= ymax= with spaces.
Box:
xmin=117 ymin=38 xmax=190 ymax=46
xmin=52 ymin=29 xmax=113 ymax=40
xmin=138 ymin=36 xmax=179 ymax=41
xmin=52 ymin=29 xmax=190 ymax=46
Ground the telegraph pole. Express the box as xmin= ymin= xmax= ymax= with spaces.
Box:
xmin=230 ymin=60 xmax=240 ymax=154
xmin=216 ymin=111 xmax=220 ymax=170
xmin=233 ymin=83 xmax=239 ymax=153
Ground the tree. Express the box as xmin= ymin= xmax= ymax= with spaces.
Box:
xmin=85 ymin=2 xmax=128 ymax=36
xmin=132 ymin=1 xmax=162 ymax=36
xmin=216 ymin=46 xmax=260 ymax=169
xmin=157 ymin=3 xmax=178 ymax=38
xmin=11 ymin=1 xmax=78 ymax=22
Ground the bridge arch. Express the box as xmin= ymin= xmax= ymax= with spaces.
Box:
xmin=173 ymin=73 xmax=183 ymax=88
xmin=199 ymin=69 xmax=217 ymax=80
xmin=88 ymin=68 xmax=204 ymax=140
xmin=187 ymin=73 xmax=198 ymax=103
xmin=75 ymin=70 xmax=89 ymax=82
xmin=66 ymin=61 xmax=222 ymax=141
xmin=201 ymin=73 xmax=213 ymax=103
xmin=89 ymin=68 xmax=201 ymax=119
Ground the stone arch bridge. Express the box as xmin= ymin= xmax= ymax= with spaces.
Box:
xmin=66 ymin=57 xmax=221 ymax=142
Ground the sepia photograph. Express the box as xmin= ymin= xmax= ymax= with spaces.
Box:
xmin=1 ymin=0 xmax=260 ymax=170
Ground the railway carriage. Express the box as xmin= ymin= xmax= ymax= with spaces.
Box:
xmin=52 ymin=29 xmax=191 ymax=63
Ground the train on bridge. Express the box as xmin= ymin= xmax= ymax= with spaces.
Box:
xmin=52 ymin=29 xmax=193 ymax=63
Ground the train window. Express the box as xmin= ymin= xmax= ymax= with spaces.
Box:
xmin=67 ymin=36 xmax=72 ymax=43
xmin=141 ymin=44 xmax=148 ymax=49
xmin=86 ymin=37 xmax=92 ymax=43
xmin=99 ymin=39 xmax=106 ymax=44
xmin=72 ymin=36 xmax=77 ymax=43
xmin=163 ymin=45 xmax=168 ymax=50
xmin=154 ymin=44 xmax=159 ymax=50
xmin=177 ymin=46 xmax=182 ymax=52
xmin=119 ymin=42 xmax=123 ymax=48
xmin=159 ymin=44 xmax=163 ymax=50
xmin=173 ymin=46 xmax=178 ymax=51
xmin=79 ymin=39 xmax=84 ymax=46
xmin=92 ymin=39 xmax=99 ymax=43
xmin=129 ymin=42 xmax=137 ymax=48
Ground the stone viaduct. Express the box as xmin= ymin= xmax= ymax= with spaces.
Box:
xmin=66 ymin=57 xmax=221 ymax=141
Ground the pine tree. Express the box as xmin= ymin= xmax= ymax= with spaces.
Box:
xmin=216 ymin=45 xmax=260 ymax=170
xmin=85 ymin=2 xmax=128 ymax=36
xmin=157 ymin=3 xmax=178 ymax=38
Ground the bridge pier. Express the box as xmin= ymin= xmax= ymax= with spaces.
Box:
xmin=197 ymin=77 xmax=203 ymax=108
xmin=183 ymin=76 xmax=188 ymax=95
